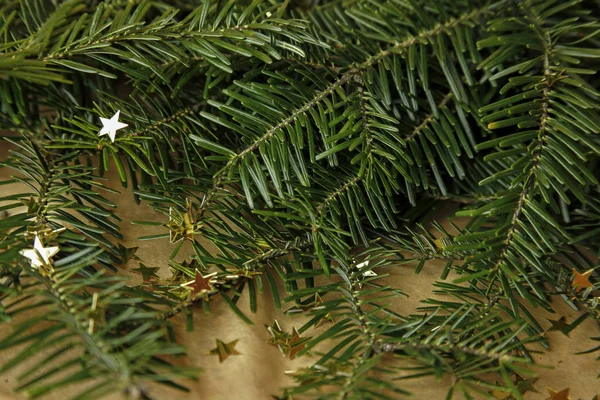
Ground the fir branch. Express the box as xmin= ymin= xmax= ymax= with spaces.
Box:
xmin=379 ymin=340 xmax=518 ymax=363
xmin=131 ymin=102 xmax=206 ymax=137
xmin=157 ymin=237 xmax=313 ymax=320
xmin=316 ymin=175 xmax=362 ymax=216
xmin=489 ymin=8 xmax=554 ymax=275
xmin=404 ymin=93 xmax=453 ymax=142
xmin=196 ymin=4 xmax=496 ymax=217
xmin=315 ymin=91 xmax=454 ymax=218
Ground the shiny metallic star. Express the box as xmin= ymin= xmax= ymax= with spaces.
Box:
xmin=20 ymin=236 xmax=59 ymax=268
xmin=356 ymin=260 xmax=376 ymax=277
xmin=572 ymin=268 xmax=594 ymax=293
xmin=209 ymin=338 xmax=241 ymax=363
xmin=181 ymin=270 xmax=217 ymax=300
xmin=98 ymin=110 xmax=128 ymax=143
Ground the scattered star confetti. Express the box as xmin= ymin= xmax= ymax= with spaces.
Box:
xmin=547 ymin=316 xmax=570 ymax=336
xmin=118 ymin=243 xmax=139 ymax=264
xmin=167 ymin=200 xmax=198 ymax=243
xmin=356 ymin=259 xmax=377 ymax=277
xmin=490 ymin=386 xmax=510 ymax=400
xmin=546 ymin=387 xmax=570 ymax=400
xmin=98 ymin=110 xmax=128 ymax=143
xmin=87 ymin=292 xmax=106 ymax=334
xmin=224 ymin=267 xmax=262 ymax=279
xmin=19 ymin=235 xmax=59 ymax=268
xmin=572 ymin=268 xmax=594 ymax=293
xmin=287 ymin=327 xmax=307 ymax=359
xmin=266 ymin=321 xmax=310 ymax=359
xmin=132 ymin=263 xmax=160 ymax=281
xmin=181 ymin=270 xmax=217 ymax=300
xmin=267 ymin=320 xmax=290 ymax=355
xmin=209 ymin=338 xmax=240 ymax=362
xmin=516 ymin=376 xmax=539 ymax=395
xmin=285 ymin=293 xmax=334 ymax=326
xmin=354 ymin=259 xmax=377 ymax=288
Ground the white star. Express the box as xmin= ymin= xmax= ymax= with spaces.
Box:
xmin=20 ymin=236 xmax=59 ymax=268
xmin=356 ymin=260 xmax=377 ymax=277
xmin=98 ymin=110 xmax=128 ymax=143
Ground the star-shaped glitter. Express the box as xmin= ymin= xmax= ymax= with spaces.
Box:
xmin=356 ymin=260 xmax=376 ymax=277
xmin=572 ymin=269 xmax=594 ymax=293
xmin=19 ymin=236 xmax=59 ymax=268
xmin=209 ymin=338 xmax=241 ymax=362
xmin=546 ymin=387 xmax=570 ymax=400
xmin=118 ymin=243 xmax=139 ymax=264
xmin=285 ymin=294 xmax=334 ymax=326
xmin=98 ymin=110 xmax=128 ymax=143
xmin=547 ymin=316 xmax=570 ymax=336
xmin=132 ymin=263 xmax=160 ymax=281
xmin=181 ymin=270 xmax=217 ymax=299
xmin=489 ymin=385 xmax=510 ymax=400
xmin=267 ymin=320 xmax=291 ymax=355
xmin=354 ymin=259 xmax=377 ymax=288
xmin=287 ymin=327 xmax=307 ymax=359
xmin=267 ymin=320 xmax=288 ymax=341
xmin=516 ymin=376 xmax=539 ymax=395
xmin=167 ymin=204 xmax=197 ymax=243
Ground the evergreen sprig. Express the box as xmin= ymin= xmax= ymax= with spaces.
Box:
xmin=1 ymin=0 xmax=599 ymax=399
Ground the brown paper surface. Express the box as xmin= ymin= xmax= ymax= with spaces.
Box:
xmin=0 ymin=144 xmax=598 ymax=400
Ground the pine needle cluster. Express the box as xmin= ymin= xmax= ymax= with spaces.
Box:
xmin=1 ymin=0 xmax=599 ymax=399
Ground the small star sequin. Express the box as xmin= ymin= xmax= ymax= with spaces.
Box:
xmin=19 ymin=236 xmax=59 ymax=269
xmin=98 ymin=110 xmax=128 ymax=143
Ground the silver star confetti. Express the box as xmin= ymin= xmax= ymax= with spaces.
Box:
xmin=356 ymin=260 xmax=376 ymax=277
xmin=98 ymin=110 xmax=128 ymax=143
xmin=20 ymin=235 xmax=59 ymax=268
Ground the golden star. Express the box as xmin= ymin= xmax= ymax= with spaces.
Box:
xmin=546 ymin=387 xmax=570 ymax=400
xmin=132 ymin=263 xmax=160 ymax=281
xmin=167 ymin=203 xmax=198 ymax=243
xmin=209 ymin=338 xmax=241 ymax=362
xmin=266 ymin=320 xmax=291 ymax=356
xmin=546 ymin=316 xmax=570 ymax=336
xmin=516 ymin=376 xmax=539 ymax=394
xmin=490 ymin=388 xmax=510 ymax=400
xmin=572 ymin=269 xmax=594 ymax=293
xmin=181 ymin=270 xmax=217 ymax=299
xmin=288 ymin=327 xmax=308 ymax=360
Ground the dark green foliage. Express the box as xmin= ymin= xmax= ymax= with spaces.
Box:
xmin=1 ymin=0 xmax=599 ymax=398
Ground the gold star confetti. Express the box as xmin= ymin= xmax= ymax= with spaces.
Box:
xmin=516 ymin=376 xmax=539 ymax=395
xmin=224 ymin=267 xmax=262 ymax=279
xmin=547 ymin=316 xmax=570 ymax=336
xmin=132 ymin=263 xmax=160 ymax=281
xmin=572 ymin=269 xmax=593 ymax=293
xmin=181 ymin=270 xmax=217 ymax=300
xmin=286 ymin=294 xmax=334 ymax=327
xmin=118 ymin=243 xmax=139 ymax=264
xmin=266 ymin=322 xmax=310 ymax=359
xmin=546 ymin=387 xmax=570 ymax=400
xmin=267 ymin=320 xmax=291 ymax=355
xmin=209 ymin=339 xmax=241 ymax=362
xmin=288 ymin=327 xmax=308 ymax=360
xmin=167 ymin=199 xmax=199 ymax=243
xmin=490 ymin=388 xmax=510 ymax=400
